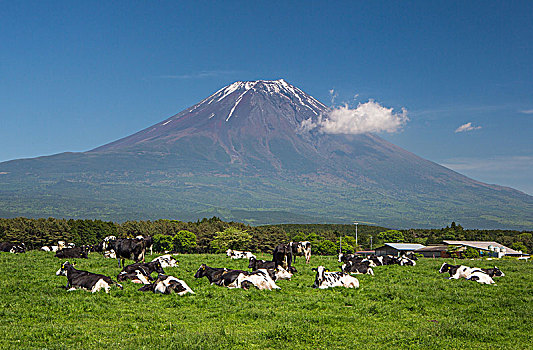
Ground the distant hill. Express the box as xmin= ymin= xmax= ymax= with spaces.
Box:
xmin=1 ymin=79 xmax=531 ymax=229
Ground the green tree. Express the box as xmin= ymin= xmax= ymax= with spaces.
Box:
xmin=172 ymin=230 xmax=197 ymax=253
xmin=315 ymin=240 xmax=337 ymax=255
xmin=209 ymin=227 xmax=252 ymax=253
xmin=510 ymin=242 xmax=528 ymax=254
xmin=153 ymin=234 xmax=173 ymax=252
xmin=463 ymin=247 xmax=480 ymax=259
xmin=377 ymin=230 xmax=404 ymax=243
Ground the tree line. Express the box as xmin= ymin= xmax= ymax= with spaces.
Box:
xmin=0 ymin=217 xmax=530 ymax=255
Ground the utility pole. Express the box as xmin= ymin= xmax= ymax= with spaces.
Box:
xmin=370 ymin=236 xmax=373 ymax=250
xmin=354 ymin=222 xmax=358 ymax=251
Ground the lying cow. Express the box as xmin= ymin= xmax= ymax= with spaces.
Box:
xmin=291 ymin=241 xmax=311 ymax=264
xmin=227 ymin=269 xmax=280 ymax=291
xmin=117 ymin=270 xmax=151 ymax=284
xmin=226 ymin=249 xmax=255 ymax=260
xmin=341 ymin=261 xmax=374 ymax=275
xmin=152 ymin=254 xmax=179 ymax=268
xmin=312 ymin=266 xmax=359 ymax=289
xmin=439 ymin=263 xmax=478 ymax=279
xmin=398 ymin=255 xmax=416 ymax=266
xmin=338 ymin=253 xmax=357 ymax=263
xmin=55 ymin=247 xmax=88 ymax=259
xmin=467 ymin=271 xmax=496 ymax=285
xmin=248 ymin=257 xmax=276 ymax=270
xmin=138 ymin=274 xmax=195 ymax=295
xmin=472 ymin=266 xmax=505 ymax=278
xmin=56 ymin=261 xmax=122 ymax=293
xmin=271 ymin=266 xmax=293 ymax=281
xmin=119 ymin=260 xmax=165 ymax=282
xmin=0 ymin=242 xmax=25 ymax=253
xmin=194 ymin=264 xmax=229 ymax=285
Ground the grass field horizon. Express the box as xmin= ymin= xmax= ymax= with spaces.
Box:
xmin=0 ymin=251 xmax=531 ymax=349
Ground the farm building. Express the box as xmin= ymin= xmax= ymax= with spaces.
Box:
xmin=355 ymin=250 xmax=375 ymax=257
xmin=374 ymin=243 xmax=426 ymax=256
xmin=442 ymin=240 xmax=528 ymax=258
xmin=414 ymin=245 xmax=450 ymax=258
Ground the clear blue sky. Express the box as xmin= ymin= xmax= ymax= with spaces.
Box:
xmin=1 ymin=1 xmax=532 ymax=194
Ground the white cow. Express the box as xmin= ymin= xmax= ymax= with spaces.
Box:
xmin=467 ymin=271 xmax=496 ymax=285
xmin=152 ymin=254 xmax=179 ymax=268
xmin=312 ymin=266 xmax=359 ymax=289
xmin=226 ymin=249 xmax=256 ymax=260
xmin=228 ymin=269 xmax=280 ymax=290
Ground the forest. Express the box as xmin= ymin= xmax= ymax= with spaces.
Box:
xmin=0 ymin=217 xmax=530 ymax=255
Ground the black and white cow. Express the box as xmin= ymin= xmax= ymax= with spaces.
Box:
xmin=117 ymin=270 xmax=151 ymax=284
xmin=472 ymin=266 xmax=505 ymax=278
xmin=55 ymin=247 xmax=88 ymax=259
xmin=227 ymin=269 xmax=280 ymax=290
xmin=338 ymin=253 xmax=358 ymax=263
xmin=194 ymin=264 xmax=229 ymax=285
xmin=439 ymin=263 xmax=478 ymax=279
xmin=119 ymin=260 xmax=165 ymax=282
xmin=96 ymin=235 xmax=116 ymax=252
xmin=398 ymin=255 xmax=416 ymax=266
xmin=226 ymin=249 xmax=256 ymax=260
xmin=0 ymin=242 xmax=25 ymax=253
xmin=138 ymin=274 xmax=195 ymax=295
xmin=114 ymin=237 xmax=150 ymax=268
xmin=341 ymin=261 xmax=374 ymax=275
xmin=273 ymin=243 xmax=293 ymax=269
xmin=312 ymin=266 xmax=359 ymax=289
xmin=248 ymin=257 xmax=276 ymax=270
xmin=291 ymin=241 xmax=311 ymax=264
xmin=136 ymin=235 xmax=153 ymax=256
xmin=152 ymin=254 xmax=179 ymax=268
xmin=467 ymin=271 xmax=496 ymax=285
xmin=56 ymin=261 xmax=123 ymax=293
xmin=272 ymin=266 xmax=293 ymax=281
xmin=95 ymin=235 xmax=117 ymax=258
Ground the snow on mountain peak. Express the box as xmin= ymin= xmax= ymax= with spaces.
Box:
xmin=201 ymin=79 xmax=326 ymax=120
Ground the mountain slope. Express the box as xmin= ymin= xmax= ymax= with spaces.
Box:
xmin=0 ymin=79 xmax=531 ymax=229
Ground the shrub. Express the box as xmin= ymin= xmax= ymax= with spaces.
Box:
xmin=209 ymin=227 xmax=252 ymax=253
xmin=172 ymin=230 xmax=197 ymax=253
xmin=462 ymin=247 xmax=480 ymax=259
xmin=153 ymin=234 xmax=173 ymax=252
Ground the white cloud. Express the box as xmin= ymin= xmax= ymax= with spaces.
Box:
xmin=520 ymin=109 xmax=533 ymax=114
xmin=329 ymin=89 xmax=338 ymax=104
xmin=455 ymin=122 xmax=481 ymax=133
xmin=300 ymin=100 xmax=408 ymax=135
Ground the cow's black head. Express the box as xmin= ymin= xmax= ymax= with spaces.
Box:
xmin=439 ymin=262 xmax=452 ymax=273
xmin=194 ymin=264 xmax=207 ymax=278
xmin=248 ymin=257 xmax=256 ymax=269
xmin=56 ymin=261 xmax=75 ymax=276
xmin=492 ymin=266 xmax=505 ymax=277
xmin=151 ymin=260 xmax=165 ymax=274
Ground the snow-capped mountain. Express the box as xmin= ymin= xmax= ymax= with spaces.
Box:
xmin=0 ymin=79 xmax=531 ymax=228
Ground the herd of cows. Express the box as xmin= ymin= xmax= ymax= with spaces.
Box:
xmin=1 ymin=236 xmax=506 ymax=294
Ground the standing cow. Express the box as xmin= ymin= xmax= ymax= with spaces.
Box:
xmin=114 ymin=237 xmax=151 ymax=268
xmin=273 ymin=243 xmax=293 ymax=270
xmin=291 ymin=241 xmax=311 ymax=264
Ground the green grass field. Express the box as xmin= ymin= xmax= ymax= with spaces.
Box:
xmin=0 ymin=251 xmax=531 ymax=349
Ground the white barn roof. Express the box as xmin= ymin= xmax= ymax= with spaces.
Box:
xmin=443 ymin=240 xmax=522 ymax=255
xmin=382 ymin=243 xmax=426 ymax=251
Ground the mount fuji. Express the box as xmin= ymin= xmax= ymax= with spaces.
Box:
xmin=0 ymin=79 xmax=531 ymax=228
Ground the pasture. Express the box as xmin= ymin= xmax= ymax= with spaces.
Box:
xmin=0 ymin=251 xmax=531 ymax=349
